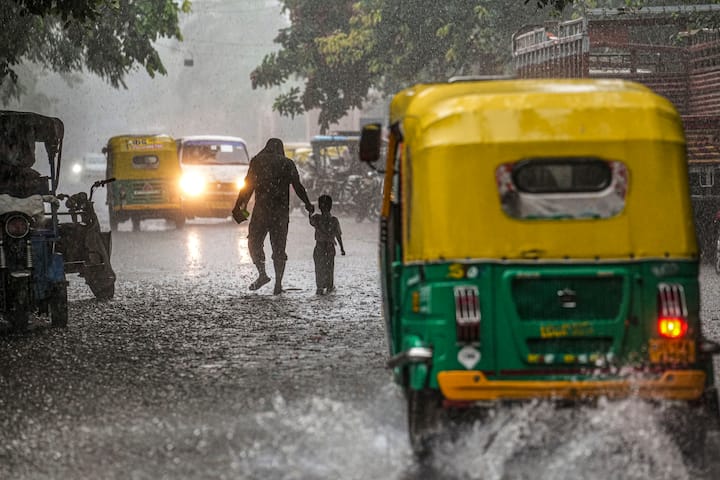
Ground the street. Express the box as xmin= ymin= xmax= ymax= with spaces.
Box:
xmin=1 ymin=208 xmax=720 ymax=480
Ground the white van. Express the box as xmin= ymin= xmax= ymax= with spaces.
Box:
xmin=176 ymin=136 xmax=250 ymax=219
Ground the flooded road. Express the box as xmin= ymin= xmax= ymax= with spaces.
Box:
xmin=1 ymin=208 xmax=720 ymax=479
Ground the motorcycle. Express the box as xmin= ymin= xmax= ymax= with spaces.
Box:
xmin=56 ymin=178 xmax=117 ymax=300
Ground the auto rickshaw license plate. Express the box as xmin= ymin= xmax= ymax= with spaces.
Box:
xmin=648 ymin=339 xmax=696 ymax=364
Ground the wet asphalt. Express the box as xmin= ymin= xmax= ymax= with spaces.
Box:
xmin=3 ymin=206 xmax=720 ymax=479
xmin=0 ymin=211 xmax=400 ymax=479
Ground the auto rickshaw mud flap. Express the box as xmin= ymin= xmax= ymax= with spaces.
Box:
xmin=83 ymin=263 xmax=115 ymax=300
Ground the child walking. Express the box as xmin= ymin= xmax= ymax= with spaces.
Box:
xmin=309 ymin=195 xmax=345 ymax=295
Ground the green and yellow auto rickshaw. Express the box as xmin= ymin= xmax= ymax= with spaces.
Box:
xmin=104 ymin=134 xmax=184 ymax=231
xmin=359 ymin=78 xmax=720 ymax=460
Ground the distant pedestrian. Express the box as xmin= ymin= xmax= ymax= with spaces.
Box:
xmin=234 ymin=138 xmax=314 ymax=294
xmin=309 ymin=194 xmax=345 ymax=295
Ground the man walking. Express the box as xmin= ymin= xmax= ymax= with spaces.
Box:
xmin=234 ymin=138 xmax=314 ymax=294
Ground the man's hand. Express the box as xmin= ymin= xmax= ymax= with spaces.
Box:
xmin=341 ymin=250 xmax=346 ymax=256
xmin=305 ymin=203 xmax=315 ymax=214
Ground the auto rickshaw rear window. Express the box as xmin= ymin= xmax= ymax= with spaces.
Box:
xmin=496 ymin=158 xmax=628 ymax=220
xmin=132 ymin=155 xmax=159 ymax=169
xmin=513 ymin=158 xmax=611 ymax=193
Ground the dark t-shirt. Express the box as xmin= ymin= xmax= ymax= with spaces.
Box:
xmin=309 ymin=213 xmax=341 ymax=243
xmin=242 ymin=152 xmax=304 ymax=221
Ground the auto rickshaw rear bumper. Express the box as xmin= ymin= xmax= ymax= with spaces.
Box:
xmin=437 ymin=370 xmax=708 ymax=402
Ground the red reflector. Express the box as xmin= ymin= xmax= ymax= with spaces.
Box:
xmin=658 ymin=317 xmax=688 ymax=339
xmin=454 ymin=285 xmax=481 ymax=343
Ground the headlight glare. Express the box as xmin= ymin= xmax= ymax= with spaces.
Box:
xmin=180 ymin=174 xmax=206 ymax=196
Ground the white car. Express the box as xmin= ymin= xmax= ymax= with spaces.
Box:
xmin=177 ymin=135 xmax=250 ymax=219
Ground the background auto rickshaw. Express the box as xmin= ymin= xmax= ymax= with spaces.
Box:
xmin=303 ymin=133 xmax=382 ymax=221
xmin=0 ymin=111 xmax=68 ymax=330
xmin=104 ymin=134 xmax=184 ymax=231
xmin=359 ymin=78 xmax=720 ymax=464
xmin=283 ymin=141 xmax=312 ymax=167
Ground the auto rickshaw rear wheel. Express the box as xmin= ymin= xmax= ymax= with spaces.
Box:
xmin=131 ymin=216 xmax=141 ymax=232
xmin=108 ymin=206 xmax=119 ymax=231
xmin=174 ymin=214 xmax=185 ymax=229
xmin=407 ymin=388 xmax=445 ymax=458
xmin=49 ymin=282 xmax=68 ymax=328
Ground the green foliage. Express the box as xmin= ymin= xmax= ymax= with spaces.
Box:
xmin=253 ymin=0 xmax=720 ymax=129
xmin=251 ymin=0 xmax=559 ymax=130
xmin=0 ymin=0 xmax=191 ymax=104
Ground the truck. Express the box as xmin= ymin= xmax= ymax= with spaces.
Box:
xmin=512 ymin=4 xmax=720 ymax=266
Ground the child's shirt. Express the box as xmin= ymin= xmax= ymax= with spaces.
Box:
xmin=309 ymin=213 xmax=342 ymax=244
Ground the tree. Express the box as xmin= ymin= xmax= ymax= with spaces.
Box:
xmin=251 ymin=0 xmax=565 ymax=130
xmin=0 ymin=0 xmax=191 ymax=104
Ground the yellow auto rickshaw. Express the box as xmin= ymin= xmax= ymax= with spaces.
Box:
xmin=104 ymin=134 xmax=184 ymax=231
xmin=359 ymin=78 xmax=720 ymax=462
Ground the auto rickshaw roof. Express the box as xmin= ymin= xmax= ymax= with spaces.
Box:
xmin=0 ymin=110 xmax=64 ymax=145
xmin=106 ymin=134 xmax=177 ymax=152
xmin=390 ymin=79 xmax=695 ymax=263
xmin=390 ymin=79 xmax=680 ymax=141
xmin=108 ymin=133 xmax=173 ymax=142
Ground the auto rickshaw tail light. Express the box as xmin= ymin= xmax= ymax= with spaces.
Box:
xmin=657 ymin=283 xmax=689 ymax=339
xmin=454 ymin=285 xmax=481 ymax=343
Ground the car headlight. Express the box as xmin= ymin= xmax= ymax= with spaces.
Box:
xmin=235 ymin=177 xmax=245 ymax=190
xmin=180 ymin=174 xmax=206 ymax=196
xmin=72 ymin=163 xmax=82 ymax=174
